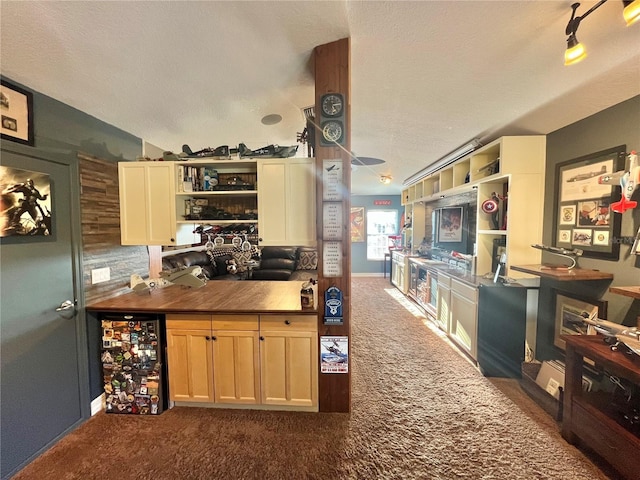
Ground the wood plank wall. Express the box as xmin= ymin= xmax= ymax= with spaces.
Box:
xmin=314 ymin=38 xmax=351 ymax=413
xmin=78 ymin=153 xmax=149 ymax=304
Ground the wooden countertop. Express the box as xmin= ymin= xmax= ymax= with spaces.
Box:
xmin=511 ymin=264 xmax=613 ymax=281
xmin=86 ymin=281 xmax=315 ymax=314
xmin=609 ymin=286 xmax=640 ymax=299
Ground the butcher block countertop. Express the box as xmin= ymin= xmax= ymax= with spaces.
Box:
xmin=86 ymin=281 xmax=314 ymax=314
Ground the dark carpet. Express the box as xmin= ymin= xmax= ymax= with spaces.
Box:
xmin=14 ymin=277 xmax=613 ymax=479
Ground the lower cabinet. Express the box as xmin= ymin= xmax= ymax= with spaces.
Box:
xmin=166 ymin=314 xmax=259 ymax=404
xmin=166 ymin=313 xmax=317 ymax=409
xmin=449 ymin=279 xmax=478 ymax=360
xmin=260 ymin=315 xmax=318 ymax=408
xmin=435 ymin=273 xmax=451 ymax=333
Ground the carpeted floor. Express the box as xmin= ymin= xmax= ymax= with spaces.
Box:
xmin=13 ymin=277 xmax=617 ymax=479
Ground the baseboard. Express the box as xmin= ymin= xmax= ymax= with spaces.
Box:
xmin=90 ymin=394 xmax=104 ymax=416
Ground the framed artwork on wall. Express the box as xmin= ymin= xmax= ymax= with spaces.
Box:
xmin=553 ymin=289 xmax=607 ymax=351
xmin=0 ymin=79 xmax=34 ymax=146
xmin=438 ymin=207 xmax=463 ymax=243
xmin=350 ymin=207 xmax=365 ymax=242
xmin=553 ymin=145 xmax=626 ymax=260
xmin=1 ymin=166 xmax=52 ymax=239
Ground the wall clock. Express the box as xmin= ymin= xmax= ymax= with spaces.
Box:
xmin=321 ymin=93 xmax=343 ymax=118
xmin=321 ymin=121 xmax=344 ymax=144
xmin=319 ymin=92 xmax=346 ymax=146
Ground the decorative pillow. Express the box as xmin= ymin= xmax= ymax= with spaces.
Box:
xmin=231 ymin=246 xmax=260 ymax=272
xmin=205 ymin=250 xmax=219 ymax=277
xmin=297 ymin=250 xmax=318 ymax=270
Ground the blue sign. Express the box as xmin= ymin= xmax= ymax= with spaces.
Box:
xmin=323 ymin=286 xmax=343 ymax=325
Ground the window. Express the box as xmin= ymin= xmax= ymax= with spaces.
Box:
xmin=366 ymin=210 xmax=398 ymax=260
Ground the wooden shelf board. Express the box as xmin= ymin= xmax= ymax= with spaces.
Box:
xmin=609 ymin=286 xmax=640 ymax=299
xmin=511 ymin=264 xmax=613 ymax=281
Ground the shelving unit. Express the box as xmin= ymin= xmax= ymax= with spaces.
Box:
xmin=119 ymin=157 xmax=316 ymax=247
xmin=401 ymin=136 xmax=547 ymax=278
xmin=562 ymin=335 xmax=640 ymax=480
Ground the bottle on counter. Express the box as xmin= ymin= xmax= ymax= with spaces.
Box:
xmin=300 ymin=279 xmax=315 ymax=310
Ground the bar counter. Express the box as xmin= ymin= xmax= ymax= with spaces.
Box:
xmin=86 ymin=281 xmax=313 ymax=314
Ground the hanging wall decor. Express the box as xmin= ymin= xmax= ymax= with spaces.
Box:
xmin=553 ymin=145 xmax=625 ymax=260
xmin=0 ymin=79 xmax=34 ymax=146
xmin=1 ymin=166 xmax=52 ymax=238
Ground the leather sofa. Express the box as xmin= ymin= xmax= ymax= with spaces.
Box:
xmin=161 ymin=246 xmax=317 ymax=281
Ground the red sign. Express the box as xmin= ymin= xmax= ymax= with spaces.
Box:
xmin=373 ymin=200 xmax=392 ymax=205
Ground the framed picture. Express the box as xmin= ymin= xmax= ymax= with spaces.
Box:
xmin=0 ymin=79 xmax=34 ymax=146
xmin=1 ymin=166 xmax=52 ymax=238
xmin=350 ymin=207 xmax=365 ymax=242
xmin=553 ymin=289 xmax=607 ymax=350
xmin=438 ymin=207 xmax=463 ymax=243
xmin=553 ymin=146 xmax=625 ymax=260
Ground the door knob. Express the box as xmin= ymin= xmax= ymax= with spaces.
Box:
xmin=56 ymin=300 xmax=75 ymax=311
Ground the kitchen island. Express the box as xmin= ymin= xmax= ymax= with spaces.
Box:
xmin=87 ymin=281 xmax=319 ymax=412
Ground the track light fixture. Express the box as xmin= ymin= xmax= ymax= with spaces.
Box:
xmin=565 ymin=1 xmax=639 ymax=66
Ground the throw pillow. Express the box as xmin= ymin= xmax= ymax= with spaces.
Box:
xmin=297 ymin=250 xmax=318 ymax=270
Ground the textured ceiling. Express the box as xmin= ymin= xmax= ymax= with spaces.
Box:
xmin=1 ymin=1 xmax=639 ymax=195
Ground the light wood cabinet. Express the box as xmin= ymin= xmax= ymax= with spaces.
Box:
xmin=449 ymin=279 xmax=478 ymax=359
xmin=166 ymin=313 xmax=317 ymax=410
xmin=166 ymin=314 xmax=260 ymax=405
xmin=211 ymin=316 xmax=260 ymax=404
xmin=119 ymin=162 xmax=182 ymax=246
xmin=257 ymin=158 xmax=316 ymax=246
xmin=259 ymin=315 xmax=318 ymax=409
xmin=166 ymin=316 xmax=214 ymax=403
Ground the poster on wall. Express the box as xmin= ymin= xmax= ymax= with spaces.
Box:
xmin=1 ymin=79 xmax=34 ymax=146
xmin=320 ymin=336 xmax=348 ymax=373
xmin=438 ymin=207 xmax=463 ymax=243
xmin=1 ymin=166 xmax=52 ymax=238
xmin=350 ymin=206 xmax=364 ymax=242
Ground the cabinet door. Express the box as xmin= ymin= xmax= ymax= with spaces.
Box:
xmin=258 ymin=158 xmax=316 ymax=246
xmin=212 ymin=330 xmax=260 ymax=404
xmin=166 ymin=328 xmax=214 ymax=403
xmin=450 ymin=290 xmax=478 ymax=359
xmin=119 ymin=162 xmax=177 ymax=245
xmin=260 ymin=331 xmax=318 ymax=408
xmin=436 ymin=282 xmax=451 ymax=333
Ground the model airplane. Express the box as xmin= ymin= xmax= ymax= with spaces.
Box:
xmin=581 ymin=316 xmax=640 ymax=358
xmin=130 ymin=265 xmax=206 ymax=294
xmin=596 ymin=150 xmax=639 ymax=213
xmin=566 ymin=165 xmax=607 ymax=182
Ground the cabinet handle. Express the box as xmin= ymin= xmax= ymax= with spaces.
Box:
xmin=259 ymin=336 xmax=265 ymax=341
xmin=205 ymin=336 xmax=211 ymax=340
xmin=170 ymin=238 xmax=175 ymax=242
xmin=284 ymin=320 xmax=291 ymax=325
xmin=211 ymin=336 xmax=217 ymax=341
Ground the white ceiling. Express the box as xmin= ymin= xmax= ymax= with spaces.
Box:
xmin=1 ymin=1 xmax=639 ymax=195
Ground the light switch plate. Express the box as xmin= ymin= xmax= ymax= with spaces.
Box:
xmin=91 ymin=267 xmax=111 ymax=284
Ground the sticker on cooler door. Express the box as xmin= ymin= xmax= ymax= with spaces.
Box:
xmin=320 ymin=336 xmax=348 ymax=374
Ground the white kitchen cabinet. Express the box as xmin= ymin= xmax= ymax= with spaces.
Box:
xmin=257 ymin=158 xmax=316 ymax=246
xmin=435 ymin=273 xmax=451 ymax=333
xmin=449 ymin=279 xmax=478 ymax=360
xmin=119 ymin=162 xmax=189 ymax=246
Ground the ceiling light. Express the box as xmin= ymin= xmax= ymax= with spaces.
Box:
xmin=564 ymin=1 xmax=637 ymax=66
xmin=624 ymin=0 xmax=640 ymax=25
xmin=379 ymin=175 xmax=392 ymax=185
xmin=565 ymin=34 xmax=586 ymax=66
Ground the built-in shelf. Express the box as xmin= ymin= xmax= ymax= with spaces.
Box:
xmin=511 ymin=264 xmax=614 ymax=281
xmin=609 ymin=286 xmax=640 ymax=299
